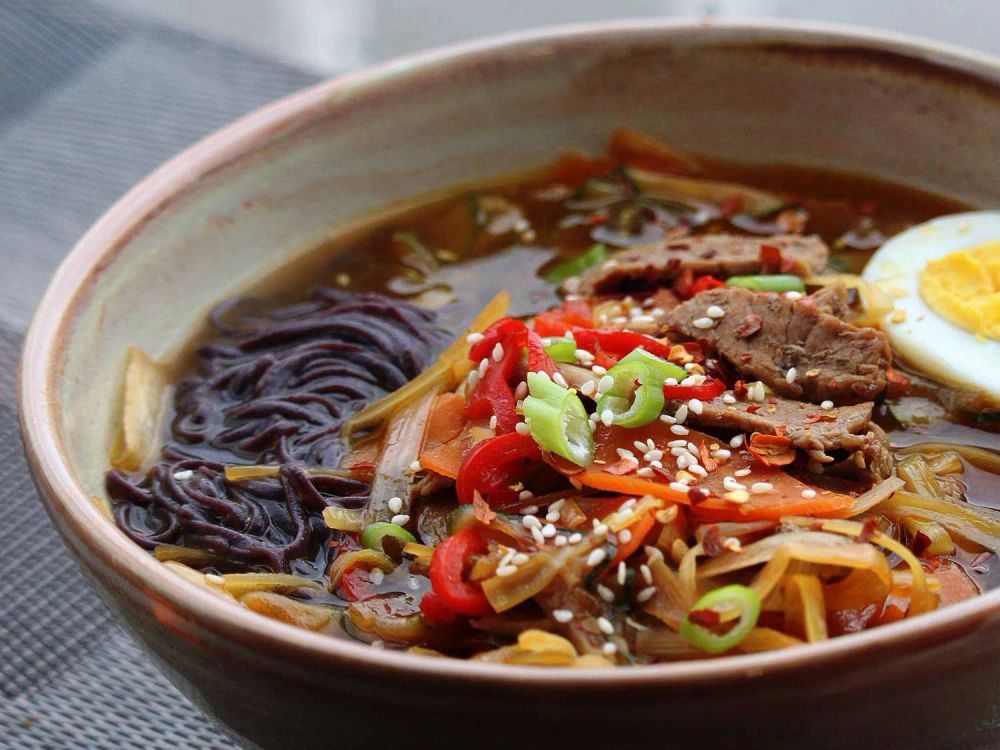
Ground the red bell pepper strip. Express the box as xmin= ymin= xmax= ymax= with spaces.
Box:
xmin=533 ymin=299 xmax=593 ymax=337
xmin=465 ymin=343 xmax=520 ymax=433
xmin=571 ymin=327 xmax=671 ymax=364
xmin=339 ymin=568 xmax=377 ymax=602
xmin=427 ymin=527 xmax=493 ymax=616
xmin=466 ymin=319 xmax=556 ymax=432
xmin=456 ymin=432 xmax=542 ymax=507
xmin=662 ymin=378 xmax=727 ymax=401
xmin=687 ymin=275 xmax=726 ymax=297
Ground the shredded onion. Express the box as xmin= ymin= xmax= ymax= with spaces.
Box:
xmin=878 ymin=491 xmax=1000 ymax=553
xmin=899 ymin=442 xmax=1000 ymax=475
xmin=836 ymin=476 xmax=904 ymax=517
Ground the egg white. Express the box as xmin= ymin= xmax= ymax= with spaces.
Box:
xmin=860 ymin=210 xmax=1000 ymax=402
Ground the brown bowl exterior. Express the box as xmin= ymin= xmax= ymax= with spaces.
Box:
xmin=18 ymin=19 xmax=1000 ymax=749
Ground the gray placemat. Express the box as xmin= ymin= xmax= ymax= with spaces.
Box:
xmin=0 ymin=1 xmax=318 ymax=746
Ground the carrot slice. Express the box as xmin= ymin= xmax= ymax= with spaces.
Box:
xmin=422 ymin=392 xmax=467 ymax=451
xmin=575 ymin=469 xmax=690 ymax=505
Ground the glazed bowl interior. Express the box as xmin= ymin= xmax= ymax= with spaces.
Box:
xmin=21 ymin=19 xmax=1000 ymax=693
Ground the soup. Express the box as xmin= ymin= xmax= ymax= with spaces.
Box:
xmin=105 ymin=130 xmax=999 ymax=665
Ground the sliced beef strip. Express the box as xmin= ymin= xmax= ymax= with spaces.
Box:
xmin=573 ymin=234 xmax=828 ymax=294
xmin=667 ymin=286 xmax=891 ymax=404
xmin=862 ymin=422 xmax=896 ymax=481
xmin=676 ymin=392 xmax=874 ymax=453
xmin=807 ymin=281 xmax=850 ymax=318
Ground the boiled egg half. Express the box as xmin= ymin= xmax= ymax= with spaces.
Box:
xmin=861 ymin=211 xmax=1000 ymax=402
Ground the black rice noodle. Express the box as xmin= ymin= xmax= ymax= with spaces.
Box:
xmin=106 ymin=288 xmax=448 ymax=577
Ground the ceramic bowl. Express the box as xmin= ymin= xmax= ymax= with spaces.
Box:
xmin=19 ymin=19 xmax=1000 ymax=750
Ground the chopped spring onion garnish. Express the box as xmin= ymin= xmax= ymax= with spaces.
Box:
xmin=544 ymin=243 xmax=608 ymax=284
xmin=542 ymin=336 xmax=578 ymax=363
xmin=522 ymin=371 xmax=595 ymax=466
xmin=594 ymin=361 xmax=665 ymax=428
xmin=680 ymin=584 xmax=762 ymax=654
xmin=726 ymin=274 xmax=806 ymax=293
xmin=618 ymin=347 xmax=687 ymax=384
xmin=360 ymin=522 xmax=417 ymax=553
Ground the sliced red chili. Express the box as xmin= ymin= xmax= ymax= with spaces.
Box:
xmin=571 ymin=327 xmax=671 ymax=364
xmin=662 ymin=378 xmax=727 ymax=401
xmin=339 ymin=568 xmax=377 ymax=602
xmin=427 ymin=527 xmax=493 ymax=616
xmin=456 ymin=432 xmax=543 ymax=507
xmin=419 ymin=590 xmax=458 ymax=625
xmin=534 ymin=299 xmax=593 ymax=337
xmin=688 ymin=274 xmax=727 ymax=297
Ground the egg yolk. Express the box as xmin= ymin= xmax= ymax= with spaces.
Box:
xmin=919 ymin=241 xmax=1000 ymax=340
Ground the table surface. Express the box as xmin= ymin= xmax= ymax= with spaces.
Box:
xmin=1 ymin=1 xmax=998 ymax=748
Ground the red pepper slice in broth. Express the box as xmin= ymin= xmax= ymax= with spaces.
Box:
xmin=570 ymin=327 xmax=671 ymax=364
xmin=662 ymin=378 xmax=727 ymax=401
xmin=427 ymin=527 xmax=493 ymax=616
xmin=456 ymin=432 xmax=543 ymax=507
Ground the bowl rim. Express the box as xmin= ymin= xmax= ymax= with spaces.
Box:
xmin=18 ymin=16 xmax=1000 ymax=689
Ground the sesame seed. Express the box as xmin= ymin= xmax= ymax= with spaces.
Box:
xmin=575 ymin=348 xmax=595 ymax=362
xmin=693 ymin=317 xmax=716 ymax=329
xmin=522 ymin=515 xmax=541 ymax=528
xmin=512 ymin=553 xmax=530 ymax=566
xmin=552 ymin=371 xmax=569 ymax=388
xmin=553 ymin=609 xmax=574 ymax=623
xmin=674 ymin=404 xmax=689 ymax=423
xmin=587 ymin=548 xmax=607 ymax=567
xmin=670 ymin=425 xmax=690 ymax=435
xmin=659 ymin=414 xmax=676 ymax=424
xmin=724 ymin=489 xmax=750 ymax=504
xmin=676 ymin=453 xmax=691 ymax=469
xmin=390 ymin=514 xmax=410 ymax=526
xmin=593 ymin=522 xmax=609 ymax=537
xmin=496 ymin=565 xmax=518 ymax=577
xmin=597 ymin=617 xmax=615 ymax=635
xmin=602 ymin=642 xmax=618 ymax=656
xmin=466 ymin=332 xmax=484 ymax=344
xmin=580 ymin=380 xmax=596 ymax=396
xmin=408 ymin=461 xmax=422 ymax=473
xmin=688 ymin=398 xmax=703 ymax=415
xmin=706 ymin=305 xmax=726 ymax=319
xmin=722 ymin=393 xmax=737 ymax=404
xmin=734 ymin=468 xmax=752 ymax=477
xmin=785 ymin=367 xmax=798 ymax=384
xmin=515 ymin=421 xmax=531 ymax=435
xmin=591 ymin=365 xmax=607 ymax=375
xmin=710 ymin=449 xmax=732 ymax=460
xmin=750 ymin=482 xmax=774 ymax=495
xmin=370 ymin=569 xmax=385 ymax=585
xmin=518 ymin=490 xmax=534 ymax=501
xmin=531 ymin=527 xmax=546 ymax=545
xmin=640 ymin=564 xmax=653 ymax=584
xmin=636 ymin=586 xmax=657 ymax=603
xmin=597 ymin=584 xmax=615 ymax=603
xmin=730 ymin=434 xmax=745 ymax=448
xmin=636 ymin=467 xmax=654 ymax=477
xmin=667 ymin=439 xmax=687 ymax=448
xmin=689 ymin=464 xmax=708 ymax=477
xmin=478 ymin=358 xmax=490 ymax=378
xmin=205 ymin=573 xmax=225 ymax=585
xmin=820 ymin=400 xmax=834 ymax=410
xmin=492 ymin=343 xmax=505 ymax=362
xmin=542 ymin=523 xmax=557 ymax=538
xmin=489 ymin=415 xmax=498 ymax=430
xmin=569 ymin=533 xmax=583 ymax=544
xmin=723 ymin=538 xmax=743 ymax=552
xmin=618 ymin=447 xmax=636 ymax=459
xmin=554 ymin=535 xmax=568 ymax=546
xmin=387 ymin=496 xmax=403 ymax=514
xmin=723 ymin=476 xmax=746 ymax=492
xmin=619 ymin=529 xmax=633 ymax=544
xmin=601 ymin=410 xmax=614 ymax=426
xmin=598 ymin=375 xmax=615 ymax=393
xmin=669 ymin=481 xmax=691 ymax=493
xmin=617 ymin=561 xmax=627 ymax=586
xmin=514 ymin=381 xmax=529 ymax=400
xmin=802 ymin=488 xmax=817 ymax=498
xmin=631 ymin=314 xmax=656 ymax=325
xmin=643 ymin=449 xmax=663 ymax=462
xmin=173 ymin=470 xmax=193 ymax=481
xmin=545 ymin=511 xmax=560 ymax=523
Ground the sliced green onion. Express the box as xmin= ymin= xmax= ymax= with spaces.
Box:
xmin=619 ymin=347 xmax=687 ymax=384
xmin=726 ymin=274 xmax=806 ymax=293
xmin=594 ymin=361 xmax=665 ymax=428
xmin=523 ymin=371 xmax=595 ymax=466
xmin=542 ymin=336 xmax=578 ymax=363
xmin=544 ymin=243 xmax=608 ymax=284
xmin=680 ymin=584 xmax=762 ymax=654
xmin=360 ymin=522 xmax=416 ymax=552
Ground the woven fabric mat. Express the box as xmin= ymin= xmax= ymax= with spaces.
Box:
xmin=0 ymin=2 xmax=317 ymax=746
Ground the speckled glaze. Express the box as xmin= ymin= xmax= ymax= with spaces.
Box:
xmin=18 ymin=20 xmax=1000 ymax=750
